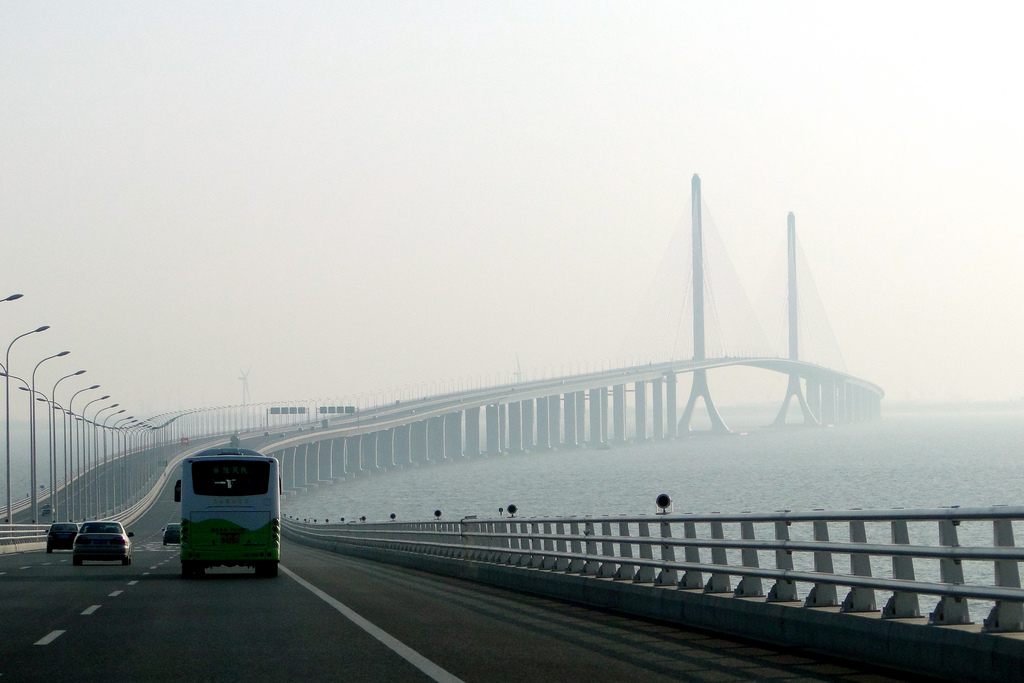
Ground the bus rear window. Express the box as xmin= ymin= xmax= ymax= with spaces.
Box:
xmin=191 ymin=461 xmax=270 ymax=496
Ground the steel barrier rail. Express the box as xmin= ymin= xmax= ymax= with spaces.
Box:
xmin=283 ymin=505 xmax=1024 ymax=633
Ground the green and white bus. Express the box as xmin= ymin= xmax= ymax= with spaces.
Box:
xmin=174 ymin=447 xmax=281 ymax=578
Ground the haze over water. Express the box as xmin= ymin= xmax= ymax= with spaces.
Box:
xmin=284 ymin=405 xmax=1024 ymax=524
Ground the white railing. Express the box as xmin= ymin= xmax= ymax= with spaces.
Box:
xmin=0 ymin=523 xmax=49 ymax=548
xmin=284 ymin=505 xmax=1024 ymax=633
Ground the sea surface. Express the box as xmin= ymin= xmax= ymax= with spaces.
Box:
xmin=283 ymin=404 xmax=1024 ymax=611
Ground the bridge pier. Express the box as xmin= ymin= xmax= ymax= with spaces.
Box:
xmin=575 ymin=391 xmax=585 ymax=446
xmin=444 ymin=412 xmax=462 ymax=459
xmin=600 ymin=387 xmax=610 ymax=442
xmin=522 ymin=399 xmax=535 ymax=450
xmin=499 ymin=404 xmax=507 ymax=451
xmin=485 ymin=405 xmax=501 ymax=455
xmin=410 ymin=421 xmax=427 ymax=463
xmin=563 ymin=393 xmax=578 ymax=447
xmin=393 ymin=424 xmax=411 ymax=466
xmin=679 ymin=370 xmax=730 ymax=434
xmin=665 ymin=373 xmax=677 ymax=439
xmin=427 ymin=416 xmax=445 ymax=462
xmin=548 ymin=395 xmax=561 ymax=447
xmin=612 ymin=384 xmax=626 ymax=442
xmin=634 ymin=381 xmax=647 ymax=442
xmin=588 ymin=388 xmax=602 ymax=446
xmin=772 ymin=374 xmax=819 ymax=427
xmin=361 ymin=432 xmax=378 ymax=471
xmin=535 ymin=397 xmax=550 ymax=450
xmin=378 ymin=429 xmax=395 ymax=468
xmin=652 ymin=378 xmax=664 ymax=440
xmin=508 ymin=402 xmax=523 ymax=452
xmin=806 ymin=380 xmax=821 ymax=423
xmin=464 ymin=407 xmax=481 ymax=457
xmin=820 ymin=378 xmax=836 ymax=425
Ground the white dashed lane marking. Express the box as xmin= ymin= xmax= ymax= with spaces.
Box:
xmin=142 ymin=572 xmax=150 ymax=576
xmin=127 ymin=580 xmax=138 ymax=585
xmin=35 ymin=630 xmax=65 ymax=645
xmin=81 ymin=605 xmax=101 ymax=615
xmin=19 ymin=566 xmax=29 ymax=570
xmin=109 ymin=590 xmax=123 ymax=597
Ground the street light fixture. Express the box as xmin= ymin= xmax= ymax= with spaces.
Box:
xmin=28 ymin=351 xmax=70 ymax=522
xmin=50 ymin=370 xmax=85 ymax=522
xmin=3 ymin=325 xmax=49 ymax=523
xmin=78 ymin=394 xmax=109 ymax=520
xmin=66 ymin=385 xmax=99 ymax=519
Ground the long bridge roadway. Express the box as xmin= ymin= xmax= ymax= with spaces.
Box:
xmin=2 ymin=476 xmax=932 ymax=681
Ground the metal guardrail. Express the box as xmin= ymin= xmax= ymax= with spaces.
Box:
xmin=285 ymin=505 xmax=1024 ymax=633
xmin=0 ymin=523 xmax=49 ymax=547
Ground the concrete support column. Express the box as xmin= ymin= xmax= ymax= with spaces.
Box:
xmin=344 ymin=436 xmax=360 ymax=473
xmin=600 ymin=387 xmax=609 ymax=442
xmin=393 ymin=424 xmax=411 ymax=466
xmin=821 ymin=378 xmax=836 ymax=425
xmin=613 ymin=384 xmax=626 ymax=442
xmin=575 ymin=391 xmax=585 ymax=446
xmin=297 ymin=445 xmax=308 ymax=486
xmin=588 ymin=387 xmax=602 ymax=445
xmin=360 ymin=433 xmax=377 ymax=471
xmin=837 ymin=382 xmax=848 ymax=424
xmin=522 ymin=399 xmax=535 ymax=450
xmin=410 ymin=421 xmax=428 ymax=463
xmin=485 ymin=405 xmax=501 ymax=455
xmin=563 ymin=393 xmax=577 ymax=447
xmin=464 ymin=407 xmax=481 ymax=457
xmin=536 ymin=397 xmax=550 ymax=450
xmin=508 ymin=402 xmax=523 ymax=452
xmin=666 ymin=372 xmax=677 ymax=439
xmin=652 ymin=378 xmax=664 ymax=440
xmin=443 ymin=412 xmax=462 ymax=459
xmin=378 ymin=429 xmax=395 ymax=468
xmin=807 ymin=380 xmax=821 ymax=422
xmin=427 ymin=416 xmax=445 ymax=461
xmin=634 ymin=380 xmax=647 ymax=442
xmin=548 ymin=395 xmax=561 ymax=447
xmin=499 ymin=404 xmax=507 ymax=451
xmin=281 ymin=448 xmax=293 ymax=489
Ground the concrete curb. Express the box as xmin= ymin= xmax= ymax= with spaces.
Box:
xmin=287 ymin=530 xmax=1024 ymax=683
xmin=0 ymin=541 xmax=46 ymax=555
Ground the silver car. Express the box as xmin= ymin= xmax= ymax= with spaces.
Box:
xmin=72 ymin=521 xmax=134 ymax=566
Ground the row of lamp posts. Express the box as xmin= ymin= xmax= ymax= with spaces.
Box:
xmin=1 ymin=294 xmax=157 ymax=524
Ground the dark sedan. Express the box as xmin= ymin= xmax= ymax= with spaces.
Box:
xmin=73 ymin=521 xmax=134 ymax=565
xmin=162 ymin=523 xmax=181 ymax=545
xmin=46 ymin=523 xmax=79 ymax=552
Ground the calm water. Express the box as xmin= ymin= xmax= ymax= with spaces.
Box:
xmin=283 ymin=405 xmax=1024 ymax=523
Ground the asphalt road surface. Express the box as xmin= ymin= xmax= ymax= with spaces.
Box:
xmin=0 ymin=477 xmax=936 ymax=682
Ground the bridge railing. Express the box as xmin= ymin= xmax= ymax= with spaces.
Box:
xmin=0 ymin=523 xmax=49 ymax=549
xmin=284 ymin=505 xmax=1024 ymax=633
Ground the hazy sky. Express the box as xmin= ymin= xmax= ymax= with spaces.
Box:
xmin=2 ymin=2 xmax=1022 ymax=419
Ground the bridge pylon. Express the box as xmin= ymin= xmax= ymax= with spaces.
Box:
xmin=678 ymin=174 xmax=730 ymax=434
xmin=771 ymin=212 xmax=819 ymax=427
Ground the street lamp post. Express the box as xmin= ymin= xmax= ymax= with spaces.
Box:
xmin=90 ymin=403 xmax=119 ymax=518
xmin=66 ymin=385 xmax=99 ymax=520
xmin=29 ymin=350 xmax=70 ymax=522
xmin=49 ymin=371 xmax=85 ymax=522
xmin=111 ymin=416 xmax=134 ymax=510
xmin=100 ymin=408 xmax=125 ymax=513
xmin=4 ymin=325 xmax=49 ymax=523
xmin=78 ymin=395 xmax=109 ymax=520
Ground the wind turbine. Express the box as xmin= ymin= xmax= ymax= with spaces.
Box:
xmin=239 ymin=365 xmax=252 ymax=408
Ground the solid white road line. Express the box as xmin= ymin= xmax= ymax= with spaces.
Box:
xmin=81 ymin=605 xmax=101 ymax=615
xmin=34 ymin=630 xmax=65 ymax=645
xmin=281 ymin=565 xmax=465 ymax=683
xmin=109 ymin=590 xmax=123 ymax=597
